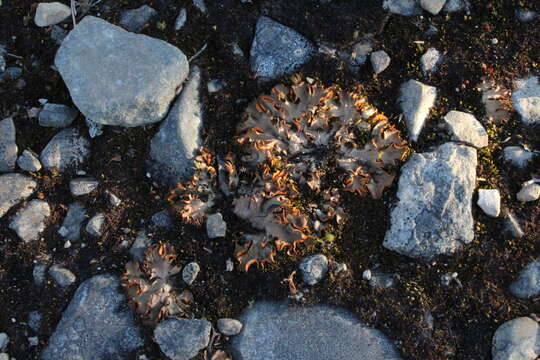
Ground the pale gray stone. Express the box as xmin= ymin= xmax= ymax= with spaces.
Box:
xmin=207 ymin=79 xmax=227 ymax=93
xmin=217 ymin=318 xmax=243 ymax=336
xmin=510 ymin=259 xmax=540 ymax=299
xmin=369 ymin=270 xmax=395 ymax=289
xmin=477 ymin=189 xmax=500 ymax=217
xmin=86 ymin=118 xmax=103 ymax=138
xmin=517 ymin=183 xmax=540 ymax=202
xmin=55 ymin=16 xmax=189 ymax=127
xmin=382 ymin=0 xmax=422 ymax=16
xmin=0 ymin=117 xmax=17 ymax=172
xmin=193 ymin=0 xmax=207 ymax=13
xmin=17 ymin=149 xmax=42 ymax=172
xmin=9 ymin=199 xmax=50 ymax=242
xmin=206 ymin=213 xmax=226 ymax=238
xmin=59 ymin=202 xmax=87 ymax=241
xmin=298 ymin=254 xmax=328 ymax=285
xmin=0 ymin=173 xmax=37 ymax=218
xmin=86 ymin=213 xmax=105 ymax=237
xmin=516 ymin=9 xmax=538 ymax=23
xmin=347 ymin=40 xmax=373 ymax=74
xmin=154 ymin=318 xmax=211 ymax=360
xmin=421 ymin=48 xmax=443 ymax=75
xmin=28 ymin=311 xmax=42 ymax=332
xmin=40 ymin=128 xmax=90 ymax=171
xmin=0 ymin=55 xmax=5 ymax=74
xmin=420 ymin=0 xmax=446 ymax=15
xmin=175 ymin=8 xmax=187 ymax=30
xmin=38 ymin=103 xmax=78 ymax=127
xmin=512 ymin=76 xmax=540 ymax=125
xmin=150 ymin=210 xmax=172 ymax=229
xmin=442 ymin=0 xmax=470 ymax=13
xmin=119 ymin=5 xmax=157 ymax=33
xmin=384 ymin=143 xmax=477 ymax=259
xmin=492 ymin=317 xmax=540 ymax=360
xmin=48 ymin=264 xmax=76 ymax=287
xmin=399 ymin=80 xmax=437 ymax=142
xmin=182 ymin=262 xmax=200 ymax=285
xmin=33 ymin=263 xmax=47 ymax=287
xmin=370 ymin=50 xmax=391 ymax=74
xmin=69 ymin=177 xmax=99 ymax=196
xmin=0 ymin=333 xmax=7 ymax=350
xmin=504 ymin=146 xmax=535 ymax=168
xmin=34 ymin=2 xmax=71 ymax=27
xmin=443 ymin=110 xmax=488 ymax=148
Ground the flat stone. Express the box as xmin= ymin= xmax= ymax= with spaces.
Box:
xmin=34 ymin=2 xmax=71 ymax=27
xmin=17 ymin=149 xmax=42 ymax=172
xmin=38 ymin=103 xmax=78 ymax=128
xmin=9 ymin=199 xmax=50 ymax=242
xmin=382 ymin=0 xmax=422 ymax=16
xmin=492 ymin=317 xmax=540 ymax=360
xmin=399 ymin=80 xmax=437 ymax=142
xmin=510 ymin=258 xmax=540 ymax=299
xmin=0 ymin=118 xmax=17 ymax=172
xmin=231 ymin=302 xmax=402 ymax=360
xmin=250 ymin=16 xmax=316 ymax=79
xmin=182 ymin=262 xmax=200 ymax=285
xmin=41 ymin=274 xmax=144 ymax=360
xmin=59 ymin=202 xmax=87 ymax=241
xmin=420 ymin=0 xmax=446 ymax=15
xmin=217 ymin=318 xmax=243 ymax=336
xmin=504 ymin=146 xmax=535 ymax=168
xmin=383 ymin=143 xmax=476 ymax=260
xmin=421 ymin=48 xmax=443 ymax=75
xmin=69 ymin=177 xmax=99 ymax=196
xmin=148 ymin=67 xmax=202 ymax=187
xmin=477 ymin=189 xmax=500 ymax=217
xmin=175 ymin=8 xmax=187 ymax=30
xmin=0 ymin=173 xmax=37 ymax=218
xmin=154 ymin=318 xmax=212 ymax=360
xmin=206 ymin=213 xmax=226 ymax=238
xmin=512 ymin=76 xmax=540 ymax=125
xmin=298 ymin=254 xmax=329 ymax=285
xmin=443 ymin=110 xmax=488 ymax=148
xmin=55 ymin=16 xmax=189 ymax=127
xmin=40 ymin=128 xmax=90 ymax=171
xmin=370 ymin=50 xmax=391 ymax=74
xmin=119 ymin=5 xmax=157 ymax=33
xmin=48 ymin=264 xmax=76 ymax=287
xmin=517 ymin=182 xmax=540 ymax=202
xmin=150 ymin=210 xmax=172 ymax=229
xmin=86 ymin=213 xmax=105 ymax=237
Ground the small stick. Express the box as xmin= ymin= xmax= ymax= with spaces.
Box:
xmin=188 ymin=43 xmax=208 ymax=62
xmin=70 ymin=0 xmax=77 ymax=27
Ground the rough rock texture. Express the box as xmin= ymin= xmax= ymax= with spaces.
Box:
xmin=516 ymin=9 xmax=538 ymax=23
xmin=420 ymin=0 xmax=447 ymax=15
xmin=69 ymin=177 xmax=99 ymax=196
xmin=517 ymin=183 xmax=540 ymax=202
xmin=206 ymin=213 xmax=226 ymax=238
xmin=154 ymin=319 xmax=212 ymax=360
xmin=33 ymin=263 xmax=47 ymax=287
xmin=477 ymin=189 xmax=500 ymax=217
xmin=217 ymin=318 xmax=243 ymax=336
xmin=382 ymin=0 xmax=422 ymax=16
xmin=17 ymin=149 xmax=41 ymax=172
xmin=512 ymin=76 xmax=540 ymax=125
xmin=492 ymin=317 xmax=540 ymax=360
xmin=443 ymin=0 xmax=470 ymax=13
xmin=148 ymin=67 xmax=202 ymax=187
xmin=384 ymin=143 xmax=477 ymax=259
xmin=0 ymin=117 xmax=17 ymax=172
xmin=41 ymin=274 xmax=144 ymax=360
xmin=40 ymin=128 xmax=90 ymax=171
xmin=298 ymin=254 xmax=329 ymax=285
xmin=504 ymin=146 xmax=535 ymax=168
xmin=58 ymin=202 xmax=87 ymax=241
xmin=250 ymin=16 xmax=316 ymax=79
xmin=48 ymin=264 xmax=76 ymax=287
xmin=182 ymin=262 xmax=200 ymax=285
xmin=119 ymin=5 xmax=156 ymax=33
xmin=175 ymin=8 xmax=187 ymax=30
xmin=231 ymin=302 xmax=402 ymax=360
xmin=0 ymin=173 xmax=37 ymax=218
xmin=34 ymin=2 xmax=71 ymax=27
xmin=8 ymin=199 xmax=50 ymax=242
xmin=55 ymin=16 xmax=189 ymax=127
xmin=150 ymin=210 xmax=172 ymax=229
xmin=370 ymin=50 xmax=391 ymax=74
xmin=509 ymin=259 xmax=540 ymax=299
xmin=38 ymin=103 xmax=78 ymax=128
xmin=399 ymin=80 xmax=437 ymax=142
xmin=443 ymin=110 xmax=488 ymax=148
xmin=86 ymin=213 xmax=105 ymax=237
xmin=421 ymin=48 xmax=444 ymax=75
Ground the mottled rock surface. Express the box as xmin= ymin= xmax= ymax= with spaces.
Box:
xmin=17 ymin=149 xmax=41 ymax=172
xmin=492 ymin=317 xmax=539 ymax=360
xmin=38 ymin=103 xmax=78 ymax=128
xmin=119 ymin=5 xmax=157 ymax=33
xmin=48 ymin=264 xmax=76 ymax=287
xmin=382 ymin=0 xmax=422 ymax=15
xmin=154 ymin=318 xmax=211 ymax=360
xmin=399 ymin=80 xmax=437 ymax=142
xmin=512 ymin=76 xmax=540 ymax=125
xmin=370 ymin=50 xmax=391 ymax=74
xmin=0 ymin=173 xmax=37 ymax=218
xmin=9 ymin=199 xmax=50 ymax=242
xmin=58 ymin=202 xmax=87 ymax=241
xmin=298 ymin=254 xmax=329 ymax=285
xmin=40 ymin=128 xmax=90 ymax=171
xmin=477 ymin=189 xmax=500 ymax=217
xmin=34 ymin=2 xmax=71 ymax=27
xmin=443 ymin=110 xmax=488 ymax=148
xmin=509 ymin=259 xmax=540 ymax=299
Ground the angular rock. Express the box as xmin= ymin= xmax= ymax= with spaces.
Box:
xmin=504 ymin=146 xmax=535 ymax=168
xmin=9 ymin=199 xmax=50 ymax=242
xmin=38 ymin=103 xmax=78 ymax=128
xmin=509 ymin=259 xmax=540 ymax=299
xmin=477 ymin=189 xmax=500 ymax=217
xmin=443 ymin=110 xmax=488 ymax=148
xmin=150 ymin=210 xmax=172 ymax=229
xmin=69 ymin=177 xmax=99 ymax=196
xmin=250 ymin=17 xmax=316 ymax=79
xmin=399 ymin=80 xmax=437 ymax=142
xmin=86 ymin=213 xmax=105 ymax=237
xmin=0 ymin=173 xmax=37 ymax=218
xmin=217 ymin=318 xmax=243 ymax=336
xmin=0 ymin=55 xmax=5 ymax=74
xmin=231 ymin=302 xmax=402 ymax=360
xmin=40 ymin=128 xmax=90 ymax=171
xmin=206 ymin=213 xmax=226 ymax=238
xmin=154 ymin=318 xmax=211 ymax=360
xmin=34 ymin=2 xmax=71 ymax=27
xmin=48 ymin=264 xmax=76 ymax=287
xmin=28 ymin=311 xmax=42 ymax=332
xmin=41 ymin=274 xmax=144 ymax=360
xmin=512 ymin=76 xmax=540 ymax=125
xmin=382 ymin=0 xmax=422 ymax=16
xmin=420 ymin=0 xmax=446 ymax=15
xmin=33 ymin=263 xmax=48 ymax=287
xmin=182 ymin=262 xmax=200 ymax=285
xmin=148 ymin=67 xmax=202 ymax=187
xmin=383 ymin=143 xmax=477 ymax=259
xmin=0 ymin=117 xmax=17 ymax=172
xmin=517 ymin=182 xmax=540 ymax=202
xmin=298 ymin=254 xmax=328 ymax=285
xmin=370 ymin=50 xmax=391 ymax=74
xmin=492 ymin=317 xmax=539 ymax=360
xmin=55 ymin=16 xmax=189 ymax=127
xmin=58 ymin=202 xmax=87 ymax=241
xmin=421 ymin=48 xmax=443 ymax=75
xmin=175 ymin=8 xmax=187 ymax=31
xmin=119 ymin=5 xmax=157 ymax=33
xmin=17 ymin=149 xmax=42 ymax=172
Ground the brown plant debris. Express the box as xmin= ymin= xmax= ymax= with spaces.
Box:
xmin=479 ymin=77 xmax=513 ymax=123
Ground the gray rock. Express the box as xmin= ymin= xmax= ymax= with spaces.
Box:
xmin=40 ymin=128 xmax=90 ymax=171
xmin=419 ymin=0 xmax=446 ymax=15
xmin=510 ymin=259 xmax=540 ymax=299
xmin=86 ymin=213 xmax=105 ymax=237
xmin=17 ymin=149 xmax=42 ymax=172
xmin=504 ymin=146 xmax=535 ymax=168
xmin=442 ymin=0 xmax=470 ymax=13
xmin=0 ymin=55 xmax=5 ymax=74
xmin=512 ymin=76 xmax=540 ymax=125
xmin=175 ymin=8 xmax=187 ymax=30
xmin=119 ymin=5 xmax=157 ymax=33
xmin=517 ymin=182 xmax=540 ymax=202
xmin=154 ymin=318 xmax=211 ymax=360
xmin=41 ymin=274 xmax=144 ymax=360
xmin=206 ymin=213 xmax=226 ymax=238
xmin=503 ymin=210 xmax=524 ymax=238
xmin=34 ymin=2 xmax=71 ymax=27
xmin=69 ymin=177 xmax=99 ymax=196
xmin=51 ymin=25 xmax=68 ymax=45
xmin=492 ymin=317 xmax=539 ymax=360
xmin=217 ymin=318 xmax=243 ymax=336
xmin=443 ymin=110 xmax=488 ymax=148
xmin=207 ymin=79 xmax=227 ymax=93
xmin=28 ymin=311 xmax=42 ymax=332
xmin=231 ymin=302 xmax=402 ymax=360
xmin=516 ymin=9 xmax=538 ymax=23
xmin=421 ymin=48 xmax=443 ymax=75
xmin=477 ymin=189 xmax=500 ymax=217
xmin=48 ymin=264 xmax=76 ymax=287
xmin=182 ymin=262 xmax=200 ymax=285
xmin=369 ymin=270 xmax=395 ymax=289
xmin=383 ymin=143 xmax=476 ymax=259
xmin=33 ymin=263 xmax=47 ymax=287
xmin=370 ymin=50 xmax=391 ymax=74
xmin=150 ymin=210 xmax=172 ymax=229
xmin=107 ymin=191 xmax=121 ymax=206
xmin=399 ymin=80 xmax=437 ymax=142
xmin=0 ymin=353 xmax=8 ymax=360
xmin=38 ymin=103 xmax=78 ymax=128
xmin=0 ymin=333 xmax=8 ymax=350
xmin=298 ymin=254 xmax=328 ymax=285
xmin=347 ymin=40 xmax=373 ymax=74
xmin=193 ymin=0 xmax=207 ymax=13
xmin=55 ymin=16 xmax=189 ymax=127
xmin=58 ymin=202 xmax=87 ymax=241
xmin=0 ymin=117 xmax=17 ymax=172
xmin=148 ymin=67 xmax=202 ymax=187
xmin=130 ymin=229 xmax=152 ymax=261
xmin=0 ymin=173 xmax=37 ymax=218
xmin=9 ymin=199 xmax=50 ymax=242
xmin=85 ymin=117 xmax=104 ymax=138
xmin=382 ymin=0 xmax=422 ymax=16
xmin=0 ymin=67 xmax=22 ymax=82
xmin=250 ymin=17 xmax=316 ymax=79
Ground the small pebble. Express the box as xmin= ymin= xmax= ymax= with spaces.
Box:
xmin=362 ymin=269 xmax=372 ymax=281
xmin=183 ymin=262 xmax=200 ymax=285
xmin=298 ymin=254 xmax=328 ymax=285
xmin=225 ymin=258 xmax=234 ymax=272
xmin=207 ymin=79 xmax=227 ymax=93
xmin=175 ymin=8 xmax=187 ymax=31
xmin=0 ymin=333 xmax=8 ymax=350
xmin=86 ymin=213 xmax=105 ymax=237
xmin=477 ymin=189 xmax=501 ymax=217
xmin=217 ymin=318 xmax=243 ymax=336
xmin=28 ymin=336 xmax=38 ymax=347
xmin=17 ymin=149 xmax=41 ymax=172
xmin=517 ymin=182 xmax=540 ymax=202
xmin=48 ymin=264 xmax=76 ymax=287
xmin=206 ymin=213 xmax=227 ymax=238
xmin=107 ymin=191 xmax=121 ymax=206
xmin=69 ymin=177 xmax=99 ymax=196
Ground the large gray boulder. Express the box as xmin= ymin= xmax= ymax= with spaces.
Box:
xmin=231 ymin=302 xmax=402 ymax=360
xmin=148 ymin=67 xmax=202 ymax=187
xmin=55 ymin=16 xmax=189 ymax=127
xmin=0 ymin=173 xmax=37 ymax=218
xmin=41 ymin=274 xmax=144 ymax=360
xmin=9 ymin=199 xmax=50 ymax=242
xmin=398 ymin=80 xmax=437 ymax=142
xmin=512 ymin=76 xmax=540 ymax=125
xmin=492 ymin=317 xmax=540 ymax=360
xmin=0 ymin=117 xmax=17 ymax=172
xmin=509 ymin=258 xmax=540 ymax=299
xmin=154 ymin=318 xmax=212 ymax=360
xmin=250 ymin=17 xmax=316 ymax=79
xmin=383 ymin=143 xmax=477 ymax=259
xmin=40 ymin=128 xmax=90 ymax=171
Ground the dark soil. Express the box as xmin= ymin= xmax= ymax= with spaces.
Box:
xmin=0 ymin=0 xmax=539 ymax=359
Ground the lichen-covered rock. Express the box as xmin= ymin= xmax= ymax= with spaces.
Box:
xmin=217 ymin=318 xmax=243 ymax=336
xmin=48 ymin=264 xmax=76 ymax=287
xmin=182 ymin=262 xmax=200 ymax=285
xmin=399 ymin=80 xmax=437 ymax=142
xmin=512 ymin=76 xmax=540 ymax=125
xmin=9 ymin=199 xmax=50 ymax=242
xmin=40 ymin=128 xmax=90 ymax=171
xmin=86 ymin=213 xmax=105 ymax=237
xmin=443 ymin=111 xmax=488 ymax=148
xmin=0 ymin=173 xmax=37 ymax=218
xmin=419 ymin=0 xmax=446 ymax=15
xmin=510 ymin=259 xmax=540 ymax=299
xmin=69 ymin=177 xmax=99 ymax=196
xmin=55 ymin=16 xmax=189 ymax=127
xmin=154 ymin=318 xmax=211 ymax=360
xmin=0 ymin=117 xmax=17 ymax=172
xmin=420 ymin=48 xmax=444 ymax=75
xmin=517 ymin=182 xmax=540 ymax=202
xmin=206 ymin=213 xmax=226 ymax=238
xmin=384 ymin=143 xmax=477 ymax=259
xmin=492 ymin=317 xmax=540 ymax=360
xmin=504 ymin=146 xmax=535 ymax=168
xmin=298 ymin=254 xmax=328 ymax=285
